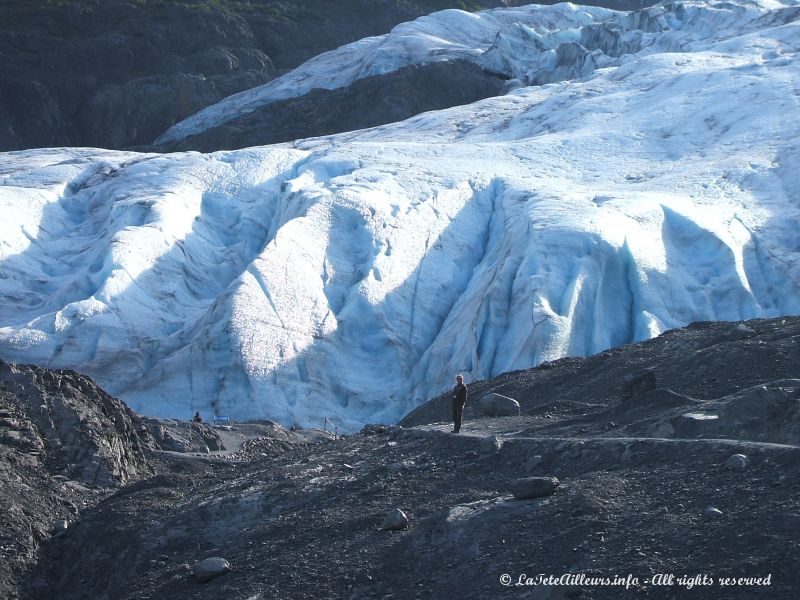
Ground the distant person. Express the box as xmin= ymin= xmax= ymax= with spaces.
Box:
xmin=451 ymin=373 xmax=467 ymax=433
xmin=192 ymin=412 xmax=202 ymax=423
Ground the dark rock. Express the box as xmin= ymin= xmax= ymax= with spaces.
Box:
xmin=141 ymin=417 xmax=226 ymax=454
xmin=380 ymin=508 xmax=409 ymax=531
xmin=510 ymin=477 xmax=560 ymax=499
xmin=726 ymin=453 xmax=749 ymax=470
xmin=51 ymin=519 xmax=69 ymax=536
xmin=362 ymin=424 xmax=390 ymax=436
xmin=0 ymin=358 xmax=155 ymax=600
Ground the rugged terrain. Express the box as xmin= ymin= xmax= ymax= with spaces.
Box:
xmin=0 ymin=360 xmax=154 ymax=599
xmin=157 ymin=58 xmax=508 ymax=152
xmin=1 ymin=0 xmax=660 ymax=152
xmin=1 ymin=0 xmax=504 ymax=151
xmin=1 ymin=315 xmax=798 ymax=599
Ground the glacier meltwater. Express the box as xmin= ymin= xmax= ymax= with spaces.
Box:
xmin=2 ymin=0 xmax=800 ymax=429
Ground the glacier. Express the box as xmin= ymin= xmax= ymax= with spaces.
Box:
xmin=2 ymin=0 xmax=800 ymax=430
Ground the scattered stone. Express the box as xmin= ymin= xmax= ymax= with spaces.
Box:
xmin=52 ymin=519 xmax=69 ymax=536
xmin=380 ymin=508 xmax=409 ymax=531
xmin=192 ymin=557 xmax=231 ymax=583
xmin=480 ymin=435 xmax=503 ymax=458
xmin=703 ymin=506 xmax=723 ymax=519
xmin=362 ymin=424 xmax=389 ymax=436
xmin=725 ymin=454 xmax=749 ymax=470
xmin=730 ymin=323 xmax=756 ymax=338
xmin=510 ymin=477 xmax=560 ymax=500
xmin=480 ymin=393 xmax=521 ymax=417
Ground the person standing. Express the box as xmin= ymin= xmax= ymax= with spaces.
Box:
xmin=451 ymin=374 xmax=467 ymax=433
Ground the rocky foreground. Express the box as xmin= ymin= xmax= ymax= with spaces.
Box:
xmin=1 ymin=316 xmax=799 ymax=599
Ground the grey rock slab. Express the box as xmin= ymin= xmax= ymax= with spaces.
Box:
xmin=480 ymin=435 xmax=503 ymax=458
xmin=192 ymin=557 xmax=232 ymax=583
xmin=725 ymin=453 xmax=749 ymax=470
xmin=380 ymin=508 xmax=409 ymax=531
xmin=480 ymin=393 xmax=521 ymax=417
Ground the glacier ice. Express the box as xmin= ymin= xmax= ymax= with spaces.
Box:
xmin=2 ymin=0 xmax=800 ymax=429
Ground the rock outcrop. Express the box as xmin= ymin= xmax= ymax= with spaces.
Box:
xmin=0 ymin=359 xmax=154 ymax=600
xmin=0 ymin=0 xmax=510 ymax=152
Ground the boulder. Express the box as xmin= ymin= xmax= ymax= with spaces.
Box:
xmin=480 ymin=435 xmax=503 ymax=458
xmin=52 ymin=519 xmax=69 ymax=536
xmin=380 ymin=508 xmax=409 ymax=531
xmin=725 ymin=453 xmax=749 ymax=470
xmin=192 ymin=557 xmax=232 ymax=583
xmin=510 ymin=477 xmax=560 ymax=500
xmin=480 ymin=393 xmax=521 ymax=417
xmin=703 ymin=506 xmax=723 ymax=519
xmin=729 ymin=323 xmax=756 ymax=339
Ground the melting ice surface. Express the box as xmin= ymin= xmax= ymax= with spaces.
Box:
xmin=2 ymin=0 xmax=800 ymax=429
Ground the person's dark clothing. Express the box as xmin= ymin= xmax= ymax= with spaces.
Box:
xmin=451 ymin=382 xmax=467 ymax=433
xmin=192 ymin=413 xmax=202 ymax=423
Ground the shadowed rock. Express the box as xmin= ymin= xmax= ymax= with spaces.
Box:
xmin=480 ymin=434 xmax=504 ymax=458
xmin=510 ymin=477 xmax=560 ymax=500
xmin=192 ymin=557 xmax=231 ymax=583
xmin=622 ymin=371 xmax=657 ymax=402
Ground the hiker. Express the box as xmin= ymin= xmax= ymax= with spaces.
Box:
xmin=192 ymin=411 xmax=202 ymax=423
xmin=451 ymin=373 xmax=467 ymax=433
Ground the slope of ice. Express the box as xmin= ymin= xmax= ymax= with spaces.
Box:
xmin=2 ymin=0 xmax=800 ymax=429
